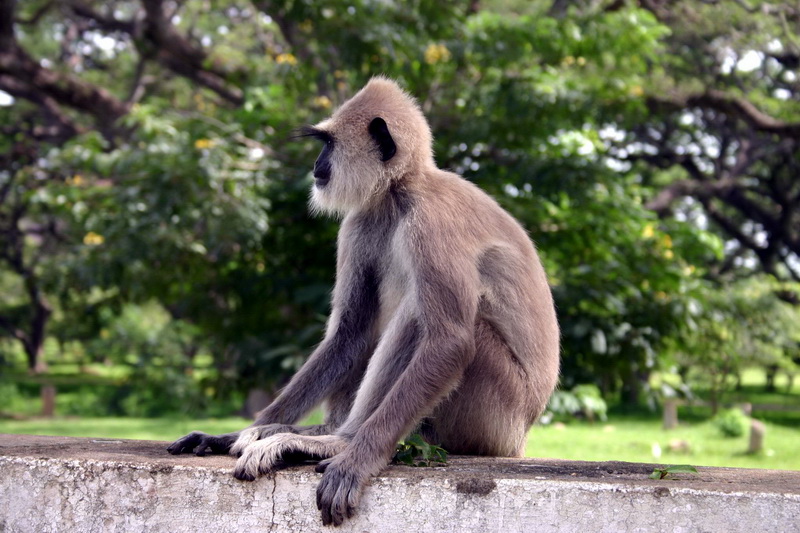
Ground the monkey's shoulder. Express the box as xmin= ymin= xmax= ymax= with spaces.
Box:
xmin=405 ymin=171 xmax=527 ymax=241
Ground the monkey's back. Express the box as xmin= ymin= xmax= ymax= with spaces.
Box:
xmin=405 ymin=169 xmax=560 ymax=427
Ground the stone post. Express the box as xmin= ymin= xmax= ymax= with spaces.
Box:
xmin=663 ymin=398 xmax=679 ymax=429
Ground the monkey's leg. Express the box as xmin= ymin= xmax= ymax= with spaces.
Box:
xmin=423 ymin=319 xmax=534 ymax=457
xmin=233 ymin=434 xmax=349 ymax=481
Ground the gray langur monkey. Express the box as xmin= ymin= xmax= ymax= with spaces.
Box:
xmin=168 ymin=77 xmax=560 ymax=526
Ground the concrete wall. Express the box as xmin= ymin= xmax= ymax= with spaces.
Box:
xmin=1 ymin=434 xmax=798 ymax=532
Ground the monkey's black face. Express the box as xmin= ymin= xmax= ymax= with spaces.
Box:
xmin=313 ymin=140 xmax=333 ymax=188
xmin=301 ymin=126 xmax=334 ymax=188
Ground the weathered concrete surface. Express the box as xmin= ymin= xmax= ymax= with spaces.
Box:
xmin=1 ymin=434 xmax=798 ymax=533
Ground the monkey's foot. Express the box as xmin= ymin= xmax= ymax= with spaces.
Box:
xmin=230 ymin=425 xmax=293 ymax=456
xmin=229 ymin=424 xmax=335 ymax=456
xmin=232 ymin=434 xmax=349 ymax=481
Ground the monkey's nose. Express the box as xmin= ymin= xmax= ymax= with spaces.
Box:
xmin=313 ymin=167 xmax=331 ymax=187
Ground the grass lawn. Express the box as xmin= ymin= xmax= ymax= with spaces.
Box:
xmin=1 ymin=412 xmax=797 ymax=471
xmin=527 ymin=417 xmax=799 ymax=470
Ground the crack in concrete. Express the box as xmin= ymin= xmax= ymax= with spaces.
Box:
xmin=268 ymin=474 xmax=277 ymax=533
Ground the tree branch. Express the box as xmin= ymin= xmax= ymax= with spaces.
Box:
xmin=0 ymin=74 xmax=83 ymax=141
xmin=67 ymin=0 xmax=244 ymax=105
xmin=140 ymin=0 xmax=243 ymax=105
xmin=648 ymin=91 xmax=800 ymax=138
xmin=68 ymin=1 xmax=136 ymax=34
xmin=0 ymin=44 xmax=130 ymax=132
xmin=0 ymin=0 xmax=15 ymax=50
xmin=645 ymin=175 xmax=739 ymax=215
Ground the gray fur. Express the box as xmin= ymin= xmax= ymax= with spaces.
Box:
xmin=168 ymin=77 xmax=560 ymax=526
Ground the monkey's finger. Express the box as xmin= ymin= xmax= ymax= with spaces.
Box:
xmin=319 ymin=498 xmax=333 ymax=526
xmin=167 ymin=434 xmax=200 ymax=455
xmin=331 ymin=497 xmax=346 ymax=526
xmin=316 ymin=479 xmax=333 ymax=524
xmin=233 ymin=465 xmax=256 ymax=482
xmin=204 ymin=437 xmax=224 ymax=454
xmin=316 ymin=481 xmax=325 ymax=510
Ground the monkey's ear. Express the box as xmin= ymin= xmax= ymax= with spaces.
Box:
xmin=368 ymin=117 xmax=397 ymax=162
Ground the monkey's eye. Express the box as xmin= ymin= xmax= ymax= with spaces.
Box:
xmin=300 ymin=126 xmax=334 ymax=145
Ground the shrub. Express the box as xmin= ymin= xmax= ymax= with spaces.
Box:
xmin=545 ymin=384 xmax=608 ymax=423
xmin=714 ymin=408 xmax=749 ymax=438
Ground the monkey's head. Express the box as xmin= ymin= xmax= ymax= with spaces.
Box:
xmin=304 ymin=77 xmax=434 ymax=215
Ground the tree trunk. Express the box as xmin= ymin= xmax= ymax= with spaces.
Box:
xmin=765 ymin=365 xmax=778 ymax=392
xmin=23 ymin=275 xmax=51 ymax=374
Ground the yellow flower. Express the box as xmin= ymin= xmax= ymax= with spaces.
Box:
xmin=663 ymin=249 xmax=674 ymax=260
xmin=276 ymin=53 xmax=298 ymax=66
xmin=630 ymin=85 xmax=644 ymax=97
xmin=83 ymin=232 xmax=104 ymax=246
xmin=194 ymin=139 xmax=214 ymax=149
xmin=660 ymin=234 xmax=673 ymax=249
xmin=424 ymin=43 xmax=451 ymax=65
xmin=682 ymin=265 xmax=696 ymax=276
xmin=641 ymin=224 xmax=655 ymax=239
xmin=67 ymin=174 xmax=85 ymax=186
xmin=313 ymin=95 xmax=332 ymax=109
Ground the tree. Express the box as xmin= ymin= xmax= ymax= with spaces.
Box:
xmin=0 ymin=0 xmax=796 ymax=410
xmin=627 ymin=1 xmax=800 ymax=286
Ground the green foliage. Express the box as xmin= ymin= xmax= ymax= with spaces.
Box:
xmin=1 ymin=0 xmax=798 ymax=418
xmin=0 ymin=382 xmax=19 ymax=413
xmin=649 ymin=464 xmax=698 ymax=480
xmin=546 ymin=384 xmax=608 ymax=422
xmin=667 ymin=279 xmax=800 ymax=407
xmin=714 ymin=409 xmax=750 ymax=439
xmin=393 ymin=434 xmax=448 ymax=467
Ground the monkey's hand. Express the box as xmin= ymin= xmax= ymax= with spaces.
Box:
xmin=233 ymin=434 xmax=348 ymax=482
xmin=166 ymin=431 xmax=239 ymax=456
xmin=315 ymin=453 xmax=371 ymax=526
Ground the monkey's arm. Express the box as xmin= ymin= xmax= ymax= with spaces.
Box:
xmin=251 ymin=263 xmax=378 ymax=427
xmin=167 ymin=258 xmax=379 ymax=456
xmin=317 ymin=236 xmax=480 ymax=525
